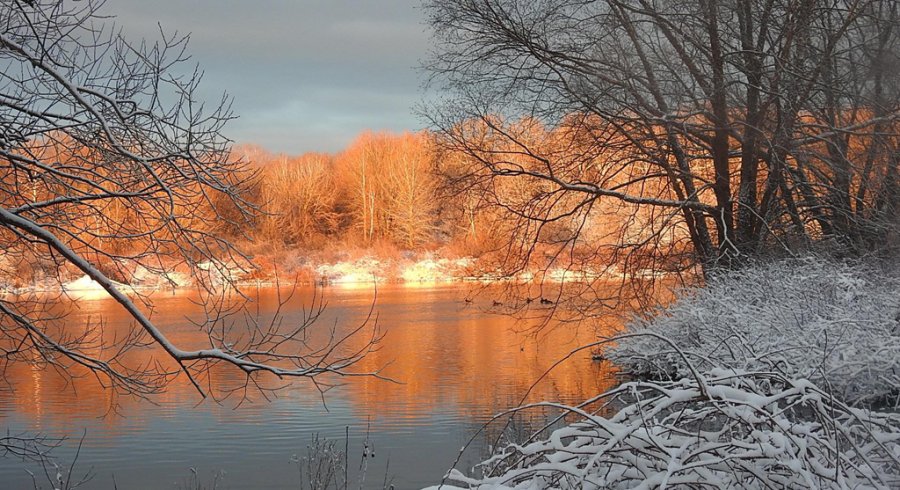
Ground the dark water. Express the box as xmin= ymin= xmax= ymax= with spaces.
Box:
xmin=0 ymin=284 xmax=618 ymax=489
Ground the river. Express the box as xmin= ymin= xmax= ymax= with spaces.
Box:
xmin=0 ymin=284 xmax=619 ymax=489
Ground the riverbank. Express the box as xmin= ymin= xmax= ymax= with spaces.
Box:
xmin=0 ymin=249 xmax=642 ymax=297
xmin=432 ymin=257 xmax=900 ymax=489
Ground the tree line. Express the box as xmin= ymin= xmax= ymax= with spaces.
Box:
xmin=212 ymin=126 xmax=688 ymax=274
xmin=218 ymin=132 xmax=440 ymax=251
xmin=12 ymin=102 xmax=895 ymax=289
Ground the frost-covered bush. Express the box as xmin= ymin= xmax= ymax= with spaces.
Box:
xmin=609 ymin=257 xmax=900 ymax=407
xmin=433 ymin=370 xmax=900 ymax=490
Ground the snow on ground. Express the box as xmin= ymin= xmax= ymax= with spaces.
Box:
xmin=196 ymin=260 xmax=248 ymax=286
xmin=544 ymin=267 xmax=606 ymax=282
xmin=315 ymin=255 xmax=475 ymax=285
xmin=316 ymin=257 xmax=385 ymax=284
xmin=130 ymin=266 xmax=192 ymax=289
xmin=400 ymin=257 xmax=472 ymax=283
xmin=4 ymin=251 xmax=658 ymax=295
xmin=609 ymin=257 xmax=900 ymax=407
xmin=61 ymin=274 xmax=132 ymax=300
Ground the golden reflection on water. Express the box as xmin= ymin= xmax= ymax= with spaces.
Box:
xmin=0 ymin=283 xmax=622 ymax=435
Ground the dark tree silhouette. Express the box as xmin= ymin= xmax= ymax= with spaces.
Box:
xmin=425 ymin=0 xmax=900 ymax=278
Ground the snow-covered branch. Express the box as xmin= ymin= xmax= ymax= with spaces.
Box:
xmin=434 ymin=370 xmax=900 ymax=489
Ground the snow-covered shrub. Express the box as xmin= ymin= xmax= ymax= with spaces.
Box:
xmin=609 ymin=257 xmax=900 ymax=407
xmin=433 ymin=370 xmax=900 ymax=490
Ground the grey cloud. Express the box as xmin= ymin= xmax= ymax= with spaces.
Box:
xmin=108 ymin=0 xmax=428 ymax=154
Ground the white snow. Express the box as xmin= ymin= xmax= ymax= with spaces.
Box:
xmin=609 ymin=257 xmax=900 ymax=407
xmin=315 ymin=257 xmax=384 ymax=285
xmin=430 ymin=371 xmax=900 ymax=489
xmin=130 ymin=265 xmax=192 ymax=289
xmin=314 ymin=255 xmax=475 ymax=285
xmin=60 ymin=274 xmax=131 ymax=300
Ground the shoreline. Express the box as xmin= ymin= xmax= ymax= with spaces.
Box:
xmin=1 ymin=254 xmax=656 ymax=298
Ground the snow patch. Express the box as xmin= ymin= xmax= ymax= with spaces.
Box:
xmin=131 ymin=266 xmax=192 ymax=289
xmin=61 ymin=275 xmax=130 ymax=300
xmin=316 ymin=257 xmax=384 ymax=285
xmin=399 ymin=257 xmax=469 ymax=283
xmin=315 ymin=255 xmax=475 ymax=285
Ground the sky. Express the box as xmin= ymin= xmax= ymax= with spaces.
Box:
xmin=111 ymin=0 xmax=429 ymax=155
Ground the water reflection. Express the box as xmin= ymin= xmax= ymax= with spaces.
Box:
xmin=0 ymin=284 xmax=620 ymax=489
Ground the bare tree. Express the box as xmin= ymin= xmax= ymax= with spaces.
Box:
xmin=0 ymin=0 xmax=380 ymax=407
xmin=338 ymin=132 xmax=386 ymax=243
xmin=382 ymin=132 xmax=437 ymax=248
xmin=258 ymin=153 xmax=340 ymax=247
xmin=336 ymin=131 xmax=438 ymax=247
xmin=424 ymin=0 xmax=900 ymax=281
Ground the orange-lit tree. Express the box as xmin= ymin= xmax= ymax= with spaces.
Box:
xmin=337 ymin=131 xmax=438 ymax=247
xmin=257 ymin=153 xmax=340 ymax=247
xmin=382 ymin=132 xmax=438 ymax=248
xmin=337 ymin=132 xmax=389 ymax=243
xmin=0 ymin=0 xmax=379 ymax=417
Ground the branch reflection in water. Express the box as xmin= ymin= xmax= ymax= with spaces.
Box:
xmin=0 ymin=283 xmax=621 ymax=488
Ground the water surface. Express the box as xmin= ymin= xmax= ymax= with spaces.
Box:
xmin=0 ymin=284 xmax=618 ymax=489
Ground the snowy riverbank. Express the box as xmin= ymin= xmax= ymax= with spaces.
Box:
xmin=1 ymin=252 xmax=642 ymax=297
xmin=432 ymin=257 xmax=900 ymax=489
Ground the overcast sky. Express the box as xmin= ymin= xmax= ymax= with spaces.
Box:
xmin=111 ymin=1 xmax=428 ymax=155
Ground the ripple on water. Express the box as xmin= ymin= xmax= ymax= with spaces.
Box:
xmin=0 ymin=284 xmax=620 ymax=489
